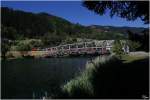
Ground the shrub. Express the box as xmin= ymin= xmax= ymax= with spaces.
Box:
xmin=16 ymin=42 xmax=31 ymax=51
xmin=1 ymin=39 xmax=11 ymax=59
xmin=112 ymin=40 xmax=124 ymax=58
xmin=29 ymin=39 xmax=43 ymax=47
xmin=128 ymin=40 xmax=141 ymax=51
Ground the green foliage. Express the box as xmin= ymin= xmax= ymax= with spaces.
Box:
xmin=1 ymin=7 xmax=128 ymax=46
xmin=1 ymin=39 xmax=11 ymax=59
xmin=61 ymin=55 xmax=149 ymax=98
xmin=122 ymin=54 xmax=148 ymax=63
xmin=42 ymin=32 xmax=63 ymax=46
xmin=63 ymin=75 xmax=94 ymax=98
xmin=62 ymin=55 xmax=118 ymax=98
xmin=62 ymin=66 xmax=94 ymax=97
xmin=112 ymin=40 xmax=124 ymax=57
xmin=83 ymin=1 xmax=149 ymax=24
xmin=128 ymin=40 xmax=141 ymax=51
xmin=16 ymin=42 xmax=32 ymax=51
xmin=127 ymin=30 xmax=149 ymax=52
xmin=12 ymin=39 xmax=43 ymax=51
xmin=2 ymin=7 xmax=147 ymax=48
xmin=1 ymin=25 xmax=18 ymax=40
xmin=29 ymin=39 xmax=43 ymax=47
xmin=92 ymin=32 xmax=126 ymax=40
xmin=62 ymin=37 xmax=78 ymax=44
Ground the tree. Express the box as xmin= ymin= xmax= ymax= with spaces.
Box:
xmin=1 ymin=25 xmax=18 ymax=40
xmin=1 ymin=39 xmax=11 ymax=59
xmin=83 ymin=1 xmax=149 ymax=24
xmin=112 ymin=40 xmax=124 ymax=58
xmin=127 ymin=30 xmax=149 ymax=52
xmin=128 ymin=40 xmax=141 ymax=51
xmin=29 ymin=40 xmax=43 ymax=48
xmin=141 ymin=29 xmax=149 ymax=52
xmin=16 ymin=42 xmax=31 ymax=51
xmin=42 ymin=32 xmax=62 ymax=47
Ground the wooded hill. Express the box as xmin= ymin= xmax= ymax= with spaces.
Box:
xmin=1 ymin=7 xmax=147 ymax=45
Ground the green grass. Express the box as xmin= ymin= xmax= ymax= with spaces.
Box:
xmin=62 ymin=59 xmax=95 ymax=98
xmin=60 ymin=54 xmax=149 ymax=99
xmin=121 ymin=54 xmax=148 ymax=63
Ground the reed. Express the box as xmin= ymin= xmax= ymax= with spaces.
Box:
xmin=62 ymin=55 xmax=118 ymax=98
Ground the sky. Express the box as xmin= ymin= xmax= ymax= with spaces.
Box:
xmin=1 ymin=1 xmax=149 ymax=28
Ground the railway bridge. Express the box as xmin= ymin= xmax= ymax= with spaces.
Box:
xmin=31 ymin=40 xmax=129 ymax=57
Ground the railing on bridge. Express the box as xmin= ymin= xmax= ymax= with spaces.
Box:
xmin=31 ymin=40 xmax=129 ymax=57
xmin=45 ymin=40 xmax=113 ymax=56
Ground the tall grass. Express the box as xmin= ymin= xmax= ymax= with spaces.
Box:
xmin=62 ymin=55 xmax=119 ymax=98
xmin=61 ymin=54 xmax=149 ymax=98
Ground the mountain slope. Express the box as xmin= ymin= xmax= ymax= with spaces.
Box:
xmin=1 ymin=7 xmax=147 ymax=43
xmin=1 ymin=7 xmax=73 ymax=38
xmin=87 ymin=25 xmax=147 ymax=35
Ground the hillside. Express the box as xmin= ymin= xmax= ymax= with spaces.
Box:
xmin=1 ymin=7 xmax=147 ymax=46
xmin=87 ymin=25 xmax=147 ymax=35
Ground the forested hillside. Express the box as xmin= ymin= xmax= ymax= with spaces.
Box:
xmin=1 ymin=7 xmax=147 ymax=46
xmin=2 ymin=7 xmax=93 ymax=41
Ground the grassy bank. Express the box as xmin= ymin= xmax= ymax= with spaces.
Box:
xmin=61 ymin=54 xmax=149 ymax=99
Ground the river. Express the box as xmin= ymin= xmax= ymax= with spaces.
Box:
xmin=2 ymin=57 xmax=93 ymax=99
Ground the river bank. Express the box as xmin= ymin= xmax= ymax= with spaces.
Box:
xmin=4 ymin=51 xmax=110 ymax=60
xmin=60 ymin=54 xmax=149 ymax=99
